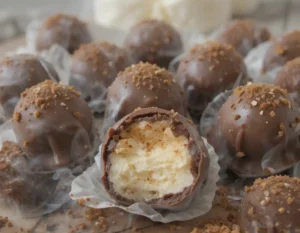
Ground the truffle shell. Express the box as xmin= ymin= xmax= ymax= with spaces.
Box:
xmin=35 ymin=13 xmax=91 ymax=54
xmin=263 ymin=30 xmax=300 ymax=72
xmin=12 ymin=80 xmax=94 ymax=171
xmin=218 ymin=84 xmax=300 ymax=177
xmin=101 ymin=107 xmax=209 ymax=209
xmin=124 ymin=19 xmax=183 ymax=68
xmin=240 ymin=176 xmax=300 ymax=233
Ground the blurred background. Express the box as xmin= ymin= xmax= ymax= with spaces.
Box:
xmin=0 ymin=0 xmax=298 ymax=44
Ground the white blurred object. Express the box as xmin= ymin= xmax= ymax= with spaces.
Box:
xmin=153 ymin=0 xmax=232 ymax=33
xmin=231 ymin=0 xmax=260 ymax=15
xmin=94 ymin=0 xmax=154 ymax=29
xmin=94 ymin=0 xmax=232 ymax=33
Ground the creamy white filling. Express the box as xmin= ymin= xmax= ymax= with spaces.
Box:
xmin=109 ymin=120 xmax=194 ymax=202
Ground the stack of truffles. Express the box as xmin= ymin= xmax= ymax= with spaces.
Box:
xmin=0 ymin=12 xmax=300 ymax=233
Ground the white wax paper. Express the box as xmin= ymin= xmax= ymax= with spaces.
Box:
xmin=0 ymin=119 xmax=99 ymax=217
xmin=244 ymin=41 xmax=281 ymax=84
xmin=70 ymin=138 xmax=220 ymax=223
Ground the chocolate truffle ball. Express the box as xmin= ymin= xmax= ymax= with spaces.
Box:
xmin=0 ymin=141 xmax=55 ymax=208
xmin=176 ymin=42 xmax=247 ymax=118
xmin=218 ymin=84 xmax=300 ymax=177
xmin=12 ymin=80 xmax=94 ymax=171
xmin=0 ymin=54 xmax=58 ymax=118
xmin=240 ymin=176 xmax=300 ymax=233
xmin=101 ymin=107 xmax=209 ymax=208
xmin=35 ymin=13 xmax=91 ymax=54
xmin=70 ymin=42 xmax=132 ymax=100
xmin=263 ymin=30 xmax=300 ymax=73
xmin=124 ymin=19 xmax=183 ymax=68
xmin=106 ymin=62 xmax=186 ymax=122
xmin=215 ymin=19 xmax=271 ymax=57
xmin=274 ymin=57 xmax=300 ymax=105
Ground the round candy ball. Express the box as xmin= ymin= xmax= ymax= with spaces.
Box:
xmin=240 ymin=176 xmax=300 ymax=233
xmin=274 ymin=57 xmax=300 ymax=105
xmin=0 ymin=54 xmax=58 ymax=118
xmin=218 ymin=84 xmax=300 ymax=177
xmin=263 ymin=30 xmax=300 ymax=73
xmin=124 ymin=19 xmax=183 ymax=68
xmin=106 ymin=62 xmax=186 ymax=122
xmin=12 ymin=80 xmax=94 ymax=171
xmin=176 ymin=41 xmax=247 ymax=118
xmin=215 ymin=19 xmax=271 ymax=57
xmin=70 ymin=42 xmax=132 ymax=100
xmin=35 ymin=13 xmax=91 ymax=54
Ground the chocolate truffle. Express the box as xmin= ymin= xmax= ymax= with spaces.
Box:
xmin=218 ymin=84 xmax=300 ymax=177
xmin=0 ymin=141 xmax=55 ymax=207
xmin=274 ymin=57 xmax=300 ymax=105
xmin=124 ymin=19 xmax=183 ymax=68
xmin=0 ymin=54 xmax=58 ymax=118
xmin=215 ymin=19 xmax=271 ymax=57
xmin=240 ymin=176 xmax=300 ymax=233
xmin=176 ymin=42 xmax=247 ymax=118
xmin=105 ymin=62 xmax=186 ymax=122
xmin=70 ymin=42 xmax=132 ymax=100
xmin=263 ymin=30 xmax=300 ymax=73
xmin=35 ymin=13 xmax=91 ymax=54
xmin=101 ymin=107 xmax=209 ymax=208
xmin=12 ymin=80 xmax=94 ymax=171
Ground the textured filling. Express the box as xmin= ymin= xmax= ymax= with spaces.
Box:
xmin=109 ymin=120 xmax=193 ymax=202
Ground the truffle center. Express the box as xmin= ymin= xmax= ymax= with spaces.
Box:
xmin=109 ymin=120 xmax=194 ymax=202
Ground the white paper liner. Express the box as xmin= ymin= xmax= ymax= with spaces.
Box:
xmin=70 ymin=138 xmax=220 ymax=223
xmin=200 ymin=89 xmax=300 ymax=179
xmin=244 ymin=41 xmax=282 ymax=84
xmin=293 ymin=162 xmax=300 ymax=178
xmin=0 ymin=119 xmax=99 ymax=217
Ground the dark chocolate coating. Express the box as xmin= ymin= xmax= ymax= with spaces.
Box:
xmin=70 ymin=42 xmax=132 ymax=100
xmin=215 ymin=20 xmax=271 ymax=57
xmin=176 ymin=42 xmax=247 ymax=118
xmin=12 ymin=80 xmax=94 ymax=171
xmin=0 ymin=54 xmax=58 ymax=118
xmin=274 ymin=57 xmax=300 ymax=105
xmin=101 ymin=107 xmax=209 ymax=208
xmin=218 ymin=84 xmax=300 ymax=177
xmin=124 ymin=19 xmax=183 ymax=68
xmin=263 ymin=30 xmax=300 ymax=73
xmin=35 ymin=13 xmax=91 ymax=54
xmin=240 ymin=176 xmax=300 ymax=233
xmin=106 ymin=62 xmax=186 ymax=122
xmin=0 ymin=141 xmax=56 ymax=208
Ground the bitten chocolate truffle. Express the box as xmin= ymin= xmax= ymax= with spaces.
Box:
xmin=12 ymin=80 xmax=94 ymax=171
xmin=0 ymin=141 xmax=55 ymax=207
xmin=215 ymin=19 xmax=271 ymax=57
xmin=124 ymin=19 xmax=183 ymax=68
xmin=0 ymin=54 xmax=58 ymax=118
xmin=218 ymin=84 xmax=300 ymax=177
xmin=240 ymin=176 xmax=300 ymax=233
xmin=274 ymin=57 xmax=300 ymax=105
xmin=35 ymin=13 xmax=91 ymax=54
xmin=263 ymin=30 xmax=300 ymax=73
xmin=101 ymin=107 xmax=209 ymax=208
xmin=176 ymin=42 xmax=247 ymax=118
xmin=70 ymin=42 xmax=132 ymax=100
xmin=105 ymin=62 xmax=186 ymax=122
